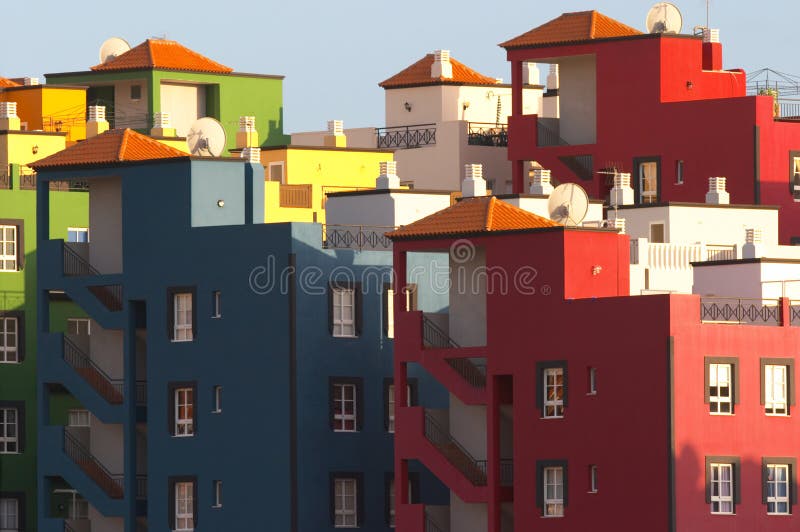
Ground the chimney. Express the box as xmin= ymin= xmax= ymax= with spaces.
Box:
xmin=23 ymin=77 xmax=38 ymax=86
xmin=461 ymin=164 xmax=486 ymax=197
xmin=0 ymin=102 xmax=21 ymax=131
xmin=610 ymin=172 xmax=634 ymax=206
xmin=323 ymin=120 xmax=346 ymax=148
xmin=546 ymin=64 xmax=559 ymax=91
xmin=236 ymin=116 xmax=259 ymax=149
xmin=86 ymin=105 xmax=109 ymax=138
xmin=522 ymin=62 xmax=540 ymax=85
xmin=607 ymin=217 xmax=626 ymax=234
xmin=702 ymin=28 xmax=722 ymax=70
xmin=705 ymin=177 xmax=729 ymax=205
xmin=743 ymin=227 xmax=763 ymax=259
xmin=240 ymin=147 xmax=261 ymax=164
xmin=376 ymin=161 xmax=400 ymax=189
xmin=529 ymin=168 xmax=553 ymax=195
xmin=431 ymin=50 xmax=453 ymax=79
xmin=151 ymin=112 xmax=176 ymax=137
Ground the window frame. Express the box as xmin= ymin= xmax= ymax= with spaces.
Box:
xmin=67 ymin=409 xmax=91 ymax=427
xmin=760 ymin=358 xmax=795 ymax=416
xmin=212 ymin=385 xmax=222 ymax=414
xmin=0 ymin=402 xmax=23 ymax=454
xmin=762 ymin=457 xmax=797 ymax=515
xmin=330 ymin=378 xmax=363 ymax=433
xmin=0 ymin=220 xmax=23 ymax=272
xmin=0 ymin=493 xmax=24 ymax=532
xmin=705 ymin=457 xmax=740 ymax=514
xmin=329 ymin=282 xmax=361 ymax=338
xmin=211 ymin=290 xmax=221 ymax=318
xmin=167 ymin=287 xmax=196 ymax=343
xmin=384 ymin=378 xmax=418 ymax=433
xmin=330 ymin=473 xmax=363 ymax=528
xmin=212 ymin=480 xmax=222 ymax=508
xmin=268 ymin=161 xmax=285 ymax=184
xmin=67 ymin=227 xmax=89 ymax=243
xmin=537 ymin=361 xmax=567 ymax=419
xmin=0 ymin=312 xmax=23 ymax=364
xmin=67 ymin=317 xmax=91 ymax=336
xmin=168 ymin=476 xmax=196 ymax=532
xmin=537 ymin=462 xmax=566 ymax=518
xmin=130 ymin=84 xmax=142 ymax=101
xmin=168 ymin=382 xmax=197 ymax=437
xmin=705 ymin=357 xmax=739 ymax=415
xmin=633 ymin=157 xmax=661 ymax=205
xmin=589 ymin=465 xmax=598 ymax=493
xmin=789 ymin=151 xmax=800 ymax=200
xmin=587 ymin=367 xmax=597 ymax=395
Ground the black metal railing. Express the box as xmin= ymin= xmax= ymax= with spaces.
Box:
xmin=446 ymin=357 xmax=486 ymax=388
xmin=422 ymin=315 xmax=459 ymax=349
xmin=88 ymin=285 xmax=124 ymax=312
xmin=558 ymin=154 xmax=594 ymax=181
xmin=64 ymin=429 xmax=124 ymax=498
xmin=136 ymin=381 xmax=147 ymax=405
xmin=424 ymin=411 xmax=486 ymax=486
xmin=537 ymin=120 xmax=569 ymax=147
xmin=322 ymin=224 xmax=394 ymax=251
xmin=376 ymin=124 xmax=436 ymax=149
xmin=63 ymin=337 xmax=124 ymax=404
xmin=500 ymin=459 xmax=514 ymax=486
xmin=63 ymin=244 xmax=99 ymax=276
xmin=425 ymin=512 xmax=447 ymax=532
xmin=64 ymin=521 xmax=77 ymax=532
xmin=20 ymin=173 xmax=37 ymax=190
xmin=700 ymin=297 xmax=782 ymax=326
xmin=467 ymin=122 xmax=508 ymax=147
xmin=137 ymin=475 xmax=147 ymax=499
xmin=791 ymin=302 xmax=800 ymax=326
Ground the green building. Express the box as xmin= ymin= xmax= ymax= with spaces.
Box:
xmin=1 ymin=163 xmax=88 ymax=531
xmin=45 ymin=38 xmax=289 ymax=152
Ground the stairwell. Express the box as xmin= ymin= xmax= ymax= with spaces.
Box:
xmin=64 ymin=430 xmax=124 ymax=499
xmin=63 ymin=337 xmax=124 ymax=404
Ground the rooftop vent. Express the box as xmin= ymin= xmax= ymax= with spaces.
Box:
xmin=530 ymin=168 xmax=553 ymax=195
xmin=88 ymin=105 xmax=106 ymax=122
xmin=23 ymin=77 xmax=38 ymax=86
xmin=376 ymin=161 xmax=400 ymax=189
xmin=241 ymin=147 xmax=261 ymax=164
xmin=327 ymin=120 xmax=344 ymax=136
xmin=610 ymin=172 xmax=634 ymax=206
xmin=0 ymin=102 xmax=18 ymax=118
xmin=153 ymin=112 xmax=171 ymax=128
xmin=705 ymin=177 xmax=729 ymax=205
xmin=431 ymin=50 xmax=453 ymax=79
xmin=462 ymin=163 xmax=486 ymax=197
xmin=702 ymin=28 xmax=720 ymax=43
xmin=239 ymin=116 xmax=256 ymax=132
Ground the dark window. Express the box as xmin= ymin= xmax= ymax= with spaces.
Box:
xmin=328 ymin=281 xmax=363 ymax=338
xmin=213 ymin=480 xmax=222 ymax=508
xmin=168 ymin=382 xmax=197 ymax=437
xmin=168 ymin=476 xmax=197 ymax=530
xmin=633 ymin=157 xmax=661 ymax=204
xmin=0 ymin=492 xmax=25 ymax=531
xmin=705 ymin=456 xmax=741 ymax=513
xmin=536 ymin=361 xmax=567 ymax=418
xmin=676 ymin=160 xmax=684 ymax=184
xmin=329 ymin=377 xmax=363 ymax=432
xmin=130 ymin=85 xmax=142 ymax=101
xmin=704 ymin=357 xmax=740 ymax=414
xmin=212 ymin=290 xmax=221 ymax=318
xmin=167 ymin=287 xmax=197 ymax=342
xmin=330 ymin=472 xmax=364 ymax=527
xmin=0 ymin=401 xmax=24 ymax=453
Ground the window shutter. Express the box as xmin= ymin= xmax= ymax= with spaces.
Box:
xmin=356 ymin=379 xmax=364 ymax=431
xmin=382 ymin=283 xmax=391 ymax=337
xmin=167 ymin=291 xmax=175 ymax=341
xmin=328 ymin=380 xmax=336 ymax=430
xmin=168 ymin=478 xmax=176 ymax=529
xmin=327 ymin=283 xmax=334 ymax=335
xmin=329 ymin=475 xmax=336 ymax=525
xmin=167 ymin=384 xmax=175 ymax=435
xmin=192 ymin=480 xmax=199 ymax=526
xmin=761 ymin=460 xmax=769 ymax=504
xmin=190 ymin=289 xmax=197 ymax=341
xmin=354 ymin=283 xmax=363 ymax=337
xmin=356 ymin=474 xmax=365 ymax=526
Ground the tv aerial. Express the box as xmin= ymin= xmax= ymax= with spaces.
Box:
xmin=186 ymin=117 xmax=227 ymax=157
xmin=646 ymin=2 xmax=683 ymax=34
xmin=548 ymin=183 xmax=589 ymax=226
xmin=99 ymin=37 xmax=131 ymax=64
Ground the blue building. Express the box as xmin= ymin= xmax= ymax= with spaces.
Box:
xmin=32 ymin=129 xmax=447 ymax=532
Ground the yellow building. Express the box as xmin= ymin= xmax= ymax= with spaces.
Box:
xmin=0 ymin=80 xmax=87 ymax=145
xmin=255 ymin=145 xmax=395 ymax=223
xmin=0 ymin=98 xmax=68 ymax=179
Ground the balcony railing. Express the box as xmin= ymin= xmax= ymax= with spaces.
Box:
xmin=136 ymin=381 xmax=147 ymax=405
xmin=64 ymin=244 xmax=99 ymax=276
xmin=705 ymin=244 xmax=737 ymax=261
xmin=537 ymin=119 xmax=569 ymax=147
xmin=791 ymin=301 xmax=800 ymax=326
xmin=446 ymin=357 xmax=486 ymax=388
xmin=422 ymin=314 xmax=459 ymax=349
xmin=424 ymin=410 xmax=486 ymax=486
xmin=700 ymin=297 xmax=781 ymax=326
xmin=87 ymin=285 xmax=123 ymax=312
xmin=63 ymin=336 xmax=124 ymax=404
xmin=137 ymin=475 xmax=147 ymax=499
xmin=467 ymin=123 xmax=508 ymax=147
xmin=279 ymin=184 xmax=312 ymax=208
xmin=778 ymin=99 xmax=800 ymax=119
xmin=64 ymin=521 xmax=77 ymax=532
xmin=376 ymin=124 xmax=436 ymax=149
xmin=64 ymin=430 xmax=124 ymax=499
xmin=425 ymin=512 xmax=447 ymax=532
xmin=322 ymin=224 xmax=394 ymax=251
xmin=0 ymin=171 xmax=9 ymax=190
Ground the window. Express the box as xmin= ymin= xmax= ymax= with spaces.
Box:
xmin=174 ymin=388 xmax=194 ymax=436
xmin=0 ymin=224 xmax=19 ymax=272
xmin=0 ymin=407 xmax=19 ymax=453
xmin=634 ymin=157 xmax=660 ymax=204
xmin=130 ymin=84 xmax=142 ymax=101
xmin=212 ymin=386 xmax=222 ymax=413
xmin=331 ymin=286 xmax=356 ymax=338
xmin=676 ymin=160 xmax=684 ymax=184
xmin=709 ymin=364 xmax=733 ymax=414
xmin=587 ymin=367 xmax=597 ymax=395
xmin=67 ymin=318 xmax=90 ymax=336
xmin=212 ymin=291 xmax=221 ymax=318
xmin=383 ymin=283 xmax=417 ymax=338
xmin=331 ymin=380 xmax=361 ymax=432
xmin=543 ymin=466 xmax=564 ymax=517
xmin=386 ymin=474 xmax=418 ymax=527
xmin=791 ymin=153 xmax=800 ymax=200
xmin=269 ymin=162 xmax=285 ymax=183
xmin=0 ymin=497 xmax=19 ymax=532
xmin=67 ymin=227 xmax=89 ymax=243
xmin=765 ymin=463 xmax=791 ymax=515
xmin=169 ymin=289 xmax=195 ymax=342
xmin=173 ymin=480 xmax=194 ymax=531
xmin=589 ymin=465 xmax=598 ymax=493
xmin=544 ymin=368 xmax=564 ymax=418
xmin=331 ymin=475 xmax=362 ymax=528
xmin=761 ymin=359 xmax=794 ymax=416
xmin=213 ymin=480 xmax=222 ymax=508
xmin=0 ymin=316 xmax=19 ymax=363
xmin=68 ymin=410 xmax=90 ymax=427
xmin=385 ymin=287 xmax=394 ymax=339
xmin=710 ymin=463 xmax=734 ymax=514
xmin=385 ymin=380 xmax=415 ymax=433
xmin=649 ymin=222 xmax=665 ymax=243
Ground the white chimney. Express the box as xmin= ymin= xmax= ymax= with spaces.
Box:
xmin=376 ymin=161 xmax=400 ymax=189
xmin=88 ymin=105 xmax=106 ymax=122
xmin=702 ymin=28 xmax=720 ymax=43
xmin=529 ymin=168 xmax=553 ymax=195
xmin=235 ymin=116 xmax=259 ymax=149
xmin=546 ymin=64 xmax=559 ymax=91
xmin=743 ymin=227 xmax=763 ymax=259
xmin=607 ymin=217 xmax=626 ymax=234
xmin=241 ymin=147 xmax=261 ymax=164
xmin=0 ymin=102 xmax=18 ymax=118
xmin=705 ymin=177 xmax=729 ymax=205
xmin=86 ymin=105 xmax=109 ymax=137
xmin=431 ymin=50 xmax=453 ymax=79
xmin=462 ymin=164 xmax=486 ymax=197
xmin=327 ymin=120 xmax=343 ymax=136
xmin=610 ymin=172 xmax=634 ymax=206
xmin=324 ymin=119 xmax=346 ymax=148
xmin=522 ymin=63 xmax=540 ymax=85
xmin=23 ymin=77 xmax=38 ymax=86
xmin=154 ymin=112 xmax=171 ymax=128
xmin=239 ymin=116 xmax=256 ymax=132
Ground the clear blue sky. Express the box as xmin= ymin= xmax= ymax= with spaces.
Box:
xmin=1 ymin=1 xmax=797 ymax=133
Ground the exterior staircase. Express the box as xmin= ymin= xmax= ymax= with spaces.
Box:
xmin=64 ymin=430 xmax=123 ymax=499
xmin=63 ymin=337 xmax=123 ymax=404
xmin=64 ymin=244 xmax=123 ymax=312
xmin=424 ymin=410 xmax=486 ymax=486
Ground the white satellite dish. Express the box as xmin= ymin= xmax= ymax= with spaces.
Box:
xmin=646 ymin=2 xmax=683 ymax=34
xmin=186 ymin=117 xmax=227 ymax=157
xmin=548 ymin=183 xmax=589 ymax=226
xmin=99 ymin=37 xmax=131 ymax=64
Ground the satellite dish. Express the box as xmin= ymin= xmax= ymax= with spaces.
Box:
xmin=186 ymin=117 xmax=227 ymax=157
xmin=646 ymin=2 xmax=683 ymax=34
xmin=548 ymin=183 xmax=589 ymax=226
xmin=99 ymin=37 xmax=131 ymax=64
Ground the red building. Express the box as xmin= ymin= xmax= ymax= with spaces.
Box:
xmin=502 ymin=11 xmax=800 ymax=244
xmin=389 ymin=195 xmax=800 ymax=531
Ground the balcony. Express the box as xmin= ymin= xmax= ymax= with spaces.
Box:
xmin=467 ymin=123 xmax=508 ymax=147
xmin=376 ymin=124 xmax=436 ymax=149
xmin=700 ymin=297 xmax=782 ymax=326
xmin=322 ymin=224 xmax=394 ymax=251
xmin=792 ymin=301 xmax=800 ymax=326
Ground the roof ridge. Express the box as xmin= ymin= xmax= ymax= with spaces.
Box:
xmin=118 ymin=129 xmax=130 ymax=159
xmin=485 ymin=196 xmax=495 ymax=230
xmin=589 ymin=10 xmax=597 ymax=39
xmin=145 ymin=39 xmax=155 ymax=68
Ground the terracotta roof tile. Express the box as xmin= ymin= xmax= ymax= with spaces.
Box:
xmin=31 ymin=128 xmax=189 ymax=169
xmin=380 ymin=54 xmax=499 ymax=89
xmin=387 ymin=196 xmax=560 ymax=239
xmin=91 ymin=39 xmax=233 ymax=73
xmin=0 ymin=77 xmax=20 ymax=88
xmin=500 ymin=10 xmax=641 ymax=49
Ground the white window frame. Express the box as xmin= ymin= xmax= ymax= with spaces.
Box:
xmin=0 ymin=497 xmax=19 ymax=531
xmin=639 ymin=161 xmax=658 ymax=204
xmin=172 ymin=293 xmax=193 ymax=342
xmin=766 ymin=464 xmax=790 ymax=515
xmin=174 ymin=388 xmax=194 ymax=437
xmin=710 ymin=463 xmax=734 ymax=514
xmin=709 ymin=363 xmax=733 ymax=415
xmin=543 ymin=368 xmax=564 ymax=419
xmin=0 ymin=317 xmax=19 ymax=363
xmin=589 ymin=465 xmax=598 ymax=493
xmin=67 ymin=318 xmax=91 ymax=336
xmin=212 ymin=290 xmax=221 ymax=318
xmin=792 ymin=156 xmax=800 ymax=199
xmin=213 ymin=480 xmax=222 ymax=508
xmin=332 ymin=287 xmax=356 ymax=338
xmin=765 ymin=364 xmax=788 ymax=416
xmin=212 ymin=385 xmax=222 ymax=413
xmin=174 ymin=481 xmax=194 ymax=531
xmin=68 ymin=409 xmax=90 ymax=427
xmin=676 ymin=160 xmax=684 ymax=185
xmin=269 ymin=161 xmax=285 ymax=184
xmin=588 ymin=367 xmax=597 ymax=395
xmin=387 ymin=384 xmax=411 ymax=433
xmin=0 ymin=408 xmax=18 ymax=453
xmin=543 ymin=466 xmax=564 ymax=517
xmin=67 ymin=497 xmax=89 ymax=520
xmin=386 ymin=288 xmax=394 ymax=339
xmin=334 ymin=477 xmax=358 ymax=528
xmin=333 ymin=383 xmax=357 ymax=432
xmin=0 ymin=225 xmax=18 ymax=272
xmin=67 ymin=227 xmax=89 ymax=243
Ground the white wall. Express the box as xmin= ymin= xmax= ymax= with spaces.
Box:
xmin=112 ymin=80 xmax=148 ymax=130
xmin=693 ymin=261 xmax=800 ymax=298
xmin=88 ymin=177 xmax=122 ymax=274
xmin=557 ymin=55 xmax=596 ymax=145
xmin=449 ymin=247 xmax=487 ymax=347
xmin=88 ymin=323 xmax=123 ymax=379
xmin=325 ymin=191 xmax=451 ymax=228
xmin=448 ymin=394 xmax=486 ymax=461
xmin=88 ymin=415 xmax=123 ymax=474
xmin=386 ymin=86 xmax=444 ymax=127
xmin=87 ymin=507 xmax=123 ymax=532
xmin=450 ymin=495 xmax=487 ymax=532
xmin=160 ymin=82 xmax=206 ymax=137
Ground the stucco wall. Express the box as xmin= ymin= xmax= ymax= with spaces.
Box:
xmin=88 ymin=324 xmax=123 ymax=380
xmin=448 ymin=247 xmax=486 ymax=347
xmin=160 ymin=82 xmax=206 ymax=137
xmin=112 ymin=79 xmax=149 ymax=130
xmin=450 ymin=495 xmax=487 ymax=532
xmin=88 ymin=177 xmax=122 ymax=274
xmin=557 ymin=55 xmax=597 ymax=145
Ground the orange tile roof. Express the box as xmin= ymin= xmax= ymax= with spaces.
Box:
xmin=379 ymin=54 xmax=499 ymax=89
xmin=500 ymin=10 xmax=641 ymax=49
xmin=0 ymin=77 xmax=20 ymax=88
xmin=387 ymin=196 xmax=560 ymax=240
xmin=32 ymin=128 xmax=189 ymax=169
xmin=91 ymin=39 xmax=233 ymax=73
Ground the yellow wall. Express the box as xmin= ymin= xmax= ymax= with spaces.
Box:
xmin=0 ymin=131 xmax=66 ymax=169
xmin=261 ymin=147 xmax=394 ymax=224
xmin=0 ymin=86 xmax=87 ymax=145
xmin=154 ymin=137 xmax=190 ymax=153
